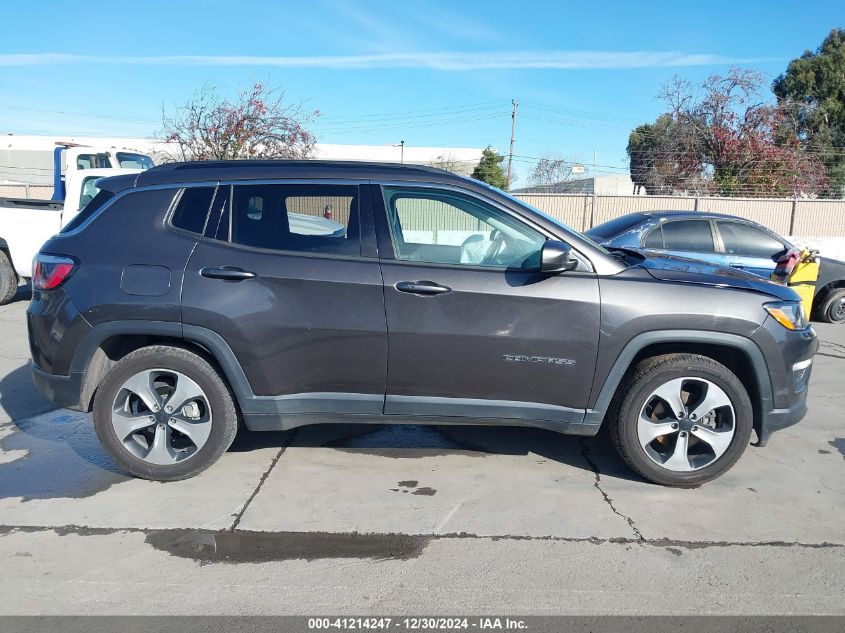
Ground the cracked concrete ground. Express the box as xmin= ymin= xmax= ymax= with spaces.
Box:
xmin=0 ymin=292 xmax=843 ymax=614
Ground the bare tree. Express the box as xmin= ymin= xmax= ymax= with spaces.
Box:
xmin=158 ymin=82 xmax=319 ymax=161
xmin=428 ymin=153 xmax=465 ymax=174
xmin=528 ymin=154 xmax=576 ymax=191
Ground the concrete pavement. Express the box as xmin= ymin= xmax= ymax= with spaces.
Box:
xmin=0 ymin=288 xmax=843 ymax=614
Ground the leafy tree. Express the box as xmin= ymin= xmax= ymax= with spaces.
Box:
xmin=159 ymin=82 xmax=319 ymax=161
xmin=627 ymin=69 xmax=828 ymax=197
xmin=471 ymin=146 xmax=508 ymax=190
xmin=773 ymin=28 xmax=845 ymax=197
xmin=628 ymin=115 xmax=705 ymax=194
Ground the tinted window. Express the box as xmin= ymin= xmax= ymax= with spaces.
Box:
xmin=587 ymin=214 xmax=647 ymax=240
xmin=171 ymin=187 xmax=215 ymax=234
xmin=660 ymin=220 xmax=714 ymax=252
xmin=643 ymin=226 xmax=664 ymax=249
xmin=383 ymin=187 xmax=546 ymax=270
xmin=227 ymin=184 xmax=359 ymax=256
xmin=717 ymin=221 xmax=787 ymax=259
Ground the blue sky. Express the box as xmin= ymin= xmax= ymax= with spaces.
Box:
xmin=1 ymin=0 xmax=841 ymax=183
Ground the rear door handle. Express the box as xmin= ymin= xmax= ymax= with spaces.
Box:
xmin=200 ymin=266 xmax=257 ymax=281
xmin=395 ymin=280 xmax=451 ymax=295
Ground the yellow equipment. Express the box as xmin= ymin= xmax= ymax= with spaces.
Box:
xmin=784 ymin=249 xmax=820 ymax=317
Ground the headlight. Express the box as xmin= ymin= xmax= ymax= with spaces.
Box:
xmin=764 ymin=301 xmax=809 ymax=331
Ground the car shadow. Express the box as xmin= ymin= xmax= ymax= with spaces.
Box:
xmin=230 ymin=420 xmax=645 ymax=484
xmin=0 ymin=356 xmax=645 ymax=502
xmin=0 ymin=363 xmax=130 ymax=501
xmin=9 ymin=281 xmax=32 ymax=304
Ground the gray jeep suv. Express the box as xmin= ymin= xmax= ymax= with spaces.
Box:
xmin=27 ymin=161 xmax=818 ymax=487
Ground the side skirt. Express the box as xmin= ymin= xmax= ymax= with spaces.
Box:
xmin=242 ymin=411 xmax=601 ymax=437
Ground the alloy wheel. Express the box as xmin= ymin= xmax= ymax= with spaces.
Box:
xmin=111 ymin=368 xmax=213 ymax=465
xmin=637 ymin=377 xmax=735 ymax=472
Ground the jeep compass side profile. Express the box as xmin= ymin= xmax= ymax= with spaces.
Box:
xmin=28 ymin=161 xmax=818 ymax=486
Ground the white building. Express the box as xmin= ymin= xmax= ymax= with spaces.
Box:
xmin=0 ymin=134 xmax=484 ymax=186
xmin=515 ymin=173 xmax=639 ymax=196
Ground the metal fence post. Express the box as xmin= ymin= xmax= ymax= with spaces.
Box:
xmin=789 ymin=198 xmax=798 ymax=236
xmin=25 ymin=183 xmax=30 ymax=199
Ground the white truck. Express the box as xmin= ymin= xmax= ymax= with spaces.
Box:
xmin=0 ymin=167 xmax=142 ymax=304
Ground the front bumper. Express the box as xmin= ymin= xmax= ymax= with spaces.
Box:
xmin=756 ymin=386 xmax=809 ymax=446
xmin=753 ymin=319 xmax=818 ymax=446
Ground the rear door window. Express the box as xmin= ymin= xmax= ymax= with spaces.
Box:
xmin=660 ymin=220 xmax=715 ymax=252
xmin=224 ymin=184 xmax=360 ymax=256
xmin=716 ymin=221 xmax=787 ymax=259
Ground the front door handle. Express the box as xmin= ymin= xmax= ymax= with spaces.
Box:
xmin=730 ymin=263 xmax=745 ymax=268
xmin=395 ymin=280 xmax=451 ymax=295
xmin=200 ymin=266 xmax=257 ymax=281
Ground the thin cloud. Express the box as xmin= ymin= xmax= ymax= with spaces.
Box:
xmin=0 ymin=51 xmax=762 ymax=70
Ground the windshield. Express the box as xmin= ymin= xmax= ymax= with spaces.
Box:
xmin=116 ymin=152 xmax=155 ymax=170
xmin=495 ymin=187 xmax=613 ymax=255
xmin=587 ymin=213 xmax=648 ymax=240
xmin=78 ymin=176 xmax=100 ymax=209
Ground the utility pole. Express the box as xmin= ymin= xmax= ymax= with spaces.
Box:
xmin=400 ymin=140 xmax=405 ymax=164
xmin=589 ymin=148 xmax=597 ymax=229
xmin=507 ymin=100 xmax=518 ymax=187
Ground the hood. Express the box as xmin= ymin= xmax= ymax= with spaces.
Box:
xmin=635 ymin=251 xmax=799 ymax=302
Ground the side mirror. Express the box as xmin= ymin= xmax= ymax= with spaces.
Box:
xmin=540 ymin=240 xmax=578 ymax=273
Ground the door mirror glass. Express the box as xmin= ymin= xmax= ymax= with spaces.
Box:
xmin=541 ymin=240 xmax=578 ymax=273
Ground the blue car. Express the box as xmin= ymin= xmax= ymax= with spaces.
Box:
xmin=587 ymin=210 xmax=845 ymax=324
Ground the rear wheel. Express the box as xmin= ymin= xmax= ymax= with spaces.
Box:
xmin=93 ymin=346 xmax=238 ymax=481
xmin=0 ymin=251 xmax=18 ymax=306
xmin=608 ymin=353 xmax=753 ymax=487
xmin=817 ymin=289 xmax=845 ymax=324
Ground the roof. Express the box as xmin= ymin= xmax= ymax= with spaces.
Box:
xmin=131 ymin=159 xmax=468 ymax=188
xmin=635 ymin=209 xmax=753 ymax=221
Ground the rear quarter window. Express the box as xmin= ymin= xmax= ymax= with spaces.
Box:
xmin=170 ymin=187 xmax=215 ymax=235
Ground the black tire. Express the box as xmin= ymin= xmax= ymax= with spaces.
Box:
xmin=93 ymin=345 xmax=238 ymax=481
xmin=0 ymin=250 xmax=18 ymax=306
xmin=608 ymin=353 xmax=753 ymax=487
xmin=817 ymin=289 xmax=845 ymax=324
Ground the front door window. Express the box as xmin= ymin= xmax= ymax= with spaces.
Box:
xmin=383 ymin=187 xmax=546 ymax=270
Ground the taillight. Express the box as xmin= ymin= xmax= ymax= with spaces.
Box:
xmin=33 ymin=254 xmax=76 ymax=290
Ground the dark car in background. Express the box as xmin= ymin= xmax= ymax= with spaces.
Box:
xmin=27 ymin=162 xmax=818 ymax=487
xmin=587 ymin=211 xmax=845 ymax=324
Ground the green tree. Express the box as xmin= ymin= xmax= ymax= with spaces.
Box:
xmin=773 ymin=28 xmax=845 ymax=197
xmin=471 ymin=146 xmax=508 ymax=190
xmin=627 ymin=114 xmax=703 ymax=194
xmin=626 ymin=69 xmax=828 ymax=197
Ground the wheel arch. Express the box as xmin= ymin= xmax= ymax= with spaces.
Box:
xmin=586 ymin=330 xmax=772 ymax=442
xmin=72 ymin=321 xmax=255 ymax=412
xmin=813 ymin=279 xmax=845 ymax=308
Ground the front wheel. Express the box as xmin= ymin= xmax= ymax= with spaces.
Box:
xmin=817 ymin=289 xmax=845 ymax=324
xmin=93 ymin=346 xmax=238 ymax=481
xmin=608 ymin=353 xmax=753 ymax=487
